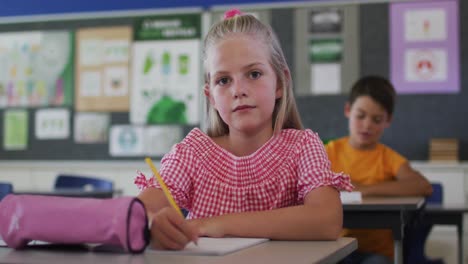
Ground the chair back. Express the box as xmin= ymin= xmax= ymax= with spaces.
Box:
xmin=426 ymin=183 xmax=443 ymax=204
xmin=54 ymin=174 xmax=113 ymax=191
xmin=0 ymin=182 xmax=13 ymax=201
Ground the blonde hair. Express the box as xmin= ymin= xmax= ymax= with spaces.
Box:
xmin=203 ymin=13 xmax=303 ymax=137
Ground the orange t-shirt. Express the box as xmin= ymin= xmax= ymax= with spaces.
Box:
xmin=325 ymin=137 xmax=407 ymax=259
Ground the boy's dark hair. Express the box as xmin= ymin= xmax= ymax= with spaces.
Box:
xmin=348 ymin=75 xmax=396 ymax=116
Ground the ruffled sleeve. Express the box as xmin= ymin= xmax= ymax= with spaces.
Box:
xmin=296 ymin=130 xmax=353 ymax=203
xmin=133 ymin=130 xmax=203 ymax=210
xmin=134 ymin=170 xmax=157 ymax=191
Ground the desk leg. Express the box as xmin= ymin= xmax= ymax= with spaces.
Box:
xmin=458 ymin=222 xmax=463 ymax=264
xmin=394 ymin=240 xmax=402 ymax=264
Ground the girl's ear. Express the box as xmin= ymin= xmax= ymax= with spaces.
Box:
xmin=276 ymin=69 xmax=290 ymax=99
xmin=344 ymin=102 xmax=351 ymax=118
xmin=204 ymin=84 xmax=215 ymax=107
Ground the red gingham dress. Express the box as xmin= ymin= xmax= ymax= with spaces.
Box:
xmin=138 ymin=128 xmax=352 ymax=219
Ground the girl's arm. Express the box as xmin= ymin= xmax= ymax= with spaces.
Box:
xmin=138 ymin=187 xmax=170 ymax=215
xmin=190 ymin=186 xmax=342 ymax=240
xmin=138 ymin=188 xmax=198 ymax=250
xmin=354 ymin=162 xmax=433 ymax=197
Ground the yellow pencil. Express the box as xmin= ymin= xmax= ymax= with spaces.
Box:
xmin=145 ymin=157 xmax=184 ymax=218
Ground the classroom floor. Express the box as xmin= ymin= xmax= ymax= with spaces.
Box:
xmin=426 ymin=226 xmax=465 ymax=263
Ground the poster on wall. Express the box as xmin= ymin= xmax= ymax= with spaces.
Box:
xmin=109 ymin=125 xmax=144 ymax=156
xmin=0 ymin=31 xmax=73 ymax=108
xmin=309 ymin=9 xmax=343 ymax=34
xmin=3 ymin=109 xmax=28 ymax=150
xmin=390 ymin=0 xmax=459 ymax=94
xmin=75 ymin=26 xmax=132 ymax=112
xmin=74 ymin=112 xmax=110 ymax=143
xmin=308 ymin=9 xmax=343 ymax=95
xmin=131 ymin=13 xmax=201 ymax=125
xmin=145 ymin=125 xmax=182 ymax=156
xmin=35 ymin=108 xmax=70 ymax=139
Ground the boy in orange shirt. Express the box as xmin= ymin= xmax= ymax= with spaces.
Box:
xmin=326 ymin=76 xmax=433 ymax=263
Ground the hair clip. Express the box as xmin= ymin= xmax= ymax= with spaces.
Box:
xmin=224 ymin=8 xmax=243 ymax=20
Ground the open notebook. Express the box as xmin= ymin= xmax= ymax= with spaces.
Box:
xmin=150 ymin=237 xmax=269 ymax=256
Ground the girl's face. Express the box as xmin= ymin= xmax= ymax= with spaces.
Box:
xmin=345 ymin=96 xmax=391 ymax=150
xmin=204 ymin=34 xmax=282 ymax=136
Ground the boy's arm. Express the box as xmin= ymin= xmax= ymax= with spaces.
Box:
xmin=188 ymin=186 xmax=342 ymax=240
xmin=355 ymin=162 xmax=433 ymax=197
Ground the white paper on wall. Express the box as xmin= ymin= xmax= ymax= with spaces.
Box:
xmin=80 ymin=71 xmax=102 ymax=97
xmin=35 ymin=108 xmax=70 ymax=139
xmin=310 ymin=63 xmax=341 ymax=94
xmin=404 ymin=8 xmax=447 ymax=42
xmin=404 ymin=49 xmax=447 ymax=82
xmin=144 ymin=125 xmax=183 ymax=156
xmin=74 ymin=112 xmax=110 ymax=143
xmin=109 ymin=125 xmax=145 ymax=156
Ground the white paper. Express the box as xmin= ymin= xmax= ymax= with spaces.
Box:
xmin=340 ymin=191 xmax=362 ymax=204
xmin=150 ymin=237 xmax=269 ymax=256
xmin=104 ymin=66 xmax=128 ymax=96
xmin=80 ymin=39 xmax=104 ymax=66
xmin=74 ymin=112 xmax=110 ymax=143
xmin=104 ymin=40 xmax=130 ymax=63
xmin=35 ymin=108 xmax=70 ymax=139
xmin=145 ymin=125 xmax=182 ymax=156
xmin=80 ymin=71 xmax=102 ymax=97
xmin=310 ymin=63 xmax=341 ymax=94
xmin=405 ymin=49 xmax=447 ymax=82
xmin=404 ymin=8 xmax=446 ymax=42
xmin=109 ymin=125 xmax=144 ymax=156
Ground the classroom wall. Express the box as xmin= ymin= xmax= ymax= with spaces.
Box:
xmin=1 ymin=1 xmax=466 ymax=161
xmin=284 ymin=1 xmax=468 ymax=161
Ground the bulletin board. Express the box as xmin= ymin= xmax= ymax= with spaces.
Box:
xmin=0 ymin=15 xmax=197 ymax=160
xmin=1 ymin=2 xmax=468 ymax=161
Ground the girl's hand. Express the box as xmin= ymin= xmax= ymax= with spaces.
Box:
xmin=149 ymin=207 xmax=198 ymax=250
xmin=188 ymin=217 xmax=225 ymax=238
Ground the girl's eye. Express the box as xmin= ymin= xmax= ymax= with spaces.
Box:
xmin=249 ymin=71 xmax=262 ymax=79
xmin=357 ymin=114 xmax=365 ymax=120
xmin=216 ymin=77 xmax=230 ymax=86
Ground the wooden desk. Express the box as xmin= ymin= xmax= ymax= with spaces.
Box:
xmin=0 ymin=238 xmax=357 ymax=264
xmin=426 ymin=203 xmax=468 ymax=264
xmin=343 ymin=196 xmax=425 ymax=264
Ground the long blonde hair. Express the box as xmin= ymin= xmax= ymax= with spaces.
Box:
xmin=203 ymin=13 xmax=303 ymax=137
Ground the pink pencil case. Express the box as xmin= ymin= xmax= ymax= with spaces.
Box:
xmin=0 ymin=194 xmax=149 ymax=253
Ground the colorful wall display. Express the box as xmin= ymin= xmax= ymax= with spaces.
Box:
xmin=75 ymin=26 xmax=132 ymax=112
xmin=0 ymin=31 xmax=73 ymax=108
xmin=109 ymin=125 xmax=144 ymax=156
xmin=308 ymin=9 xmax=343 ymax=95
xmin=390 ymin=0 xmax=459 ymax=94
xmin=74 ymin=112 xmax=110 ymax=143
xmin=130 ymin=14 xmax=201 ymax=125
xmin=35 ymin=108 xmax=70 ymax=139
xmin=3 ymin=109 xmax=28 ymax=150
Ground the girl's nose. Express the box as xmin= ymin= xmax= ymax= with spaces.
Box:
xmin=232 ymin=79 xmax=247 ymax=98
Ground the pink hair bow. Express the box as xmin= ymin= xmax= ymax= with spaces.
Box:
xmin=134 ymin=170 xmax=156 ymax=191
xmin=224 ymin=8 xmax=243 ymax=19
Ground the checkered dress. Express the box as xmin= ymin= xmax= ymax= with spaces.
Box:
xmin=137 ymin=128 xmax=352 ymax=219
